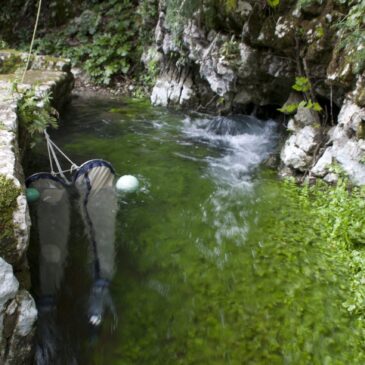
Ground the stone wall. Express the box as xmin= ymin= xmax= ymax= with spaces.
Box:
xmin=0 ymin=51 xmax=74 ymax=364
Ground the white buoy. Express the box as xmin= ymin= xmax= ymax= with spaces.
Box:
xmin=116 ymin=175 xmax=139 ymax=193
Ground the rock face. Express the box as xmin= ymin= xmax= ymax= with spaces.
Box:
xmin=147 ymin=1 xmax=365 ymax=184
xmin=280 ymin=87 xmax=365 ymax=184
xmin=0 ymin=258 xmax=37 ymax=365
xmin=311 ymin=95 xmax=365 ymax=184
xmin=150 ymin=11 xmax=294 ymax=109
xmin=0 ymin=51 xmax=74 ymax=364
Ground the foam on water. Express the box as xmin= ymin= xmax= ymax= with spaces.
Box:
xmin=182 ymin=115 xmax=278 ymax=257
xmin=182 ymin=115 xmax=278 ymax=188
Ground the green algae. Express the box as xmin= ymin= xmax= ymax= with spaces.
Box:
xmin=28 ymin=97 xmax=365 ymax=365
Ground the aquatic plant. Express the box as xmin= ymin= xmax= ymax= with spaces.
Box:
xmin=56 ymin=100 xmax=365 ymax=363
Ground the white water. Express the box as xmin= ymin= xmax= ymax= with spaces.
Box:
xmin=181 ymin=115 xmax=278 ymax=263
xmin=182 ymin=115 xmax=278 ymax=189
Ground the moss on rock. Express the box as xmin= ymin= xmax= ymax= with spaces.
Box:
xmin=0 ymin=175 xmax=21 ymax=257
xmin=0 ymin=51 xmax=23 ymax=74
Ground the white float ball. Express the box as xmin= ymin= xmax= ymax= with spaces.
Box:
xmin=116 ymin=175 xmax=139 ymax=193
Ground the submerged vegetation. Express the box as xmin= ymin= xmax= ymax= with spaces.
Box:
xmin=115 ymin=178 xmax=365 ymax=364
xmin=36 ymin=99 xmax=364 ymax=364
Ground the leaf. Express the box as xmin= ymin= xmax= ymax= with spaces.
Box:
xmin=277 ymin=103 xmax=299 ymax=114
xmin=292 ymin=76 xmax=311 ymax=93
xmin=312 ymin=102 xmax=323 ymax=112
xmin=267 ymin=0 xmax=280 ymax=7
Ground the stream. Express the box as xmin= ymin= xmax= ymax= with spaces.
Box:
xmin=26 ymin=95 xmax=363 ymax=365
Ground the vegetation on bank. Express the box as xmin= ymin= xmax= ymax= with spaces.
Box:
xmin=1 ymin=0 xmax=158 ymax=89
xmin=1 ymin=0 xmax=364 ymax=92
xmin=0 ymin=176 xmax=20 ymax=249
xmin=17 ymin=87 xmax=58 ymax=149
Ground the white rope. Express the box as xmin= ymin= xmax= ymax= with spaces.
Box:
xmin=44 ymin=130 xmax=79 ymax=184
xmin=46 ymin=136 xmax=55 ymax=173
xmin=21 ymin=0 xmax=42 ymax=83
xmin=48 ymin=138 xmax=78 ymax=168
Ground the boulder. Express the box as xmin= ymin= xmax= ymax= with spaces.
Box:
xmin=280 ymin=134 xmax=312 ymax=171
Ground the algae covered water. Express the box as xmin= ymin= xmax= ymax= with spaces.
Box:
xmin=27 ymin=95 xmax=365 ymax=364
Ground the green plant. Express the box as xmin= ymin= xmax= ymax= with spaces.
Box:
xmin=336 ymin=0 xmax=365 ymax=74
xmin=328 ymin=162 xmax=346 ymax=175
xmin=278 ymin=77 xmax=322 ymax=114
xmin=220 ymin=39 xmax=240 ymax=61
xmin=33 ymin=0 xmax=146 ymax=85
xmin=17 ymin=86 xmax=58 ymax=148
xmin=0 ymin=39 xmax=8 ymax=49
xmin=139 ymin=58 xmax=159 ymax=88
xmin=292 ymin=76 xmax=311 ymax=92
xmin=267 ymin=0 xmax=280 ymax=7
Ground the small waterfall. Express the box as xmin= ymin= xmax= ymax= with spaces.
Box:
xmin=182 ymin=115 xmax=278 ymax=188
xmin=182 ymin=115 xmax=278 ymax=262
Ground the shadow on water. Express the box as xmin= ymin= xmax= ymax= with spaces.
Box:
xmin=26 ymin=95 xmax=364 ymax=365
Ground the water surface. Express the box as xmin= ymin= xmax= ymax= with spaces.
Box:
xmin=27 ymin=95 xmax=363 ymax=365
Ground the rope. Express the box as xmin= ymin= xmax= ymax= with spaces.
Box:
xmin=44 ymin=130 xmax=79 ymax=184
xmin=48 ymin=138 xmax=78 ymax=168
xmin=21 ymin=0 xmax=42 ymax=83
xmin=22 ymin=2 xmax=81 ymax=184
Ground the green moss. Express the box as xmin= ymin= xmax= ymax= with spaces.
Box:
xmin=0 ymin=175 xmax=20 ymax=249
xmin=43 ymin=55 xmax=63 ymax=63
xmin=0 ymin=53 xmax=23 ymax=74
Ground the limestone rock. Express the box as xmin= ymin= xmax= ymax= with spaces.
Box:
xmin=151 ymin=66 xmax=196 ymax=106
xmin=294 ymin=106 xmax=320 ymax=127
xmin=295 ymin=125 xmax=318 ymax=154
xmin=0 ymin=258 xmax=18 ymax=311
xmin=311 ymin=148 xmax=334 ymax=177
xmin=280 ymin=134 xmax=312 ymax=171
xmin=150 ymin=12 xmax=294 ymax=108
xmin=0 ymin=258 xmax=36 ymax=365
xmin=309 ymin=98 xmax=365 ymax=184
xmin=323 ymin=172 xmax=339 ymax=184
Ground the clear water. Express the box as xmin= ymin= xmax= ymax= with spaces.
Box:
xmin=27 ymin=96 xmax=363 ymax=365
